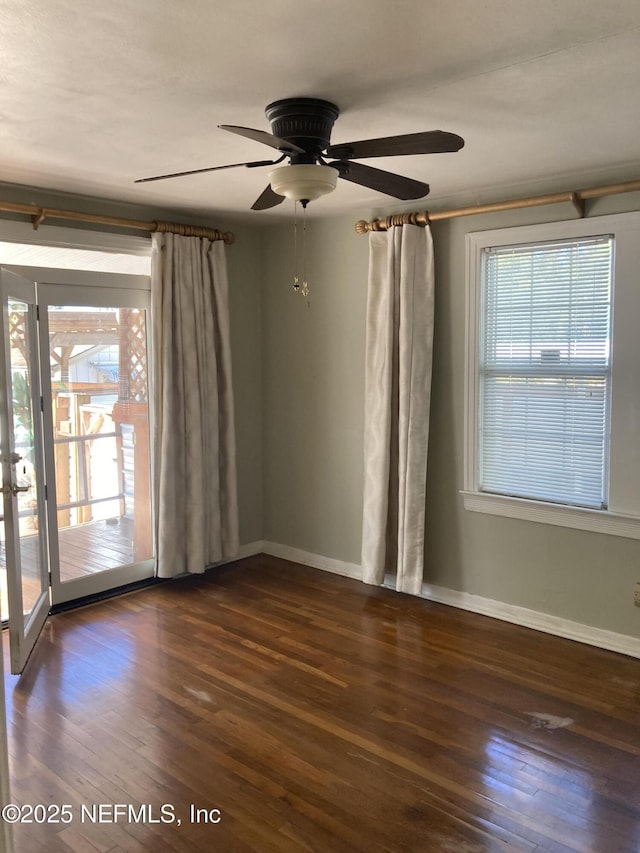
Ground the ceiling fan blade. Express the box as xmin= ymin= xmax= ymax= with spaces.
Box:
xmin=325 ymin=130 xmax=464 ymax=160
xmin=219 ymin=124 xmax=305 ymax=155
xmin=330 ymin=161 xmax=429 ymax=200
xmin=135 ymin=159 xmax=276 ymax=184
xmin=251 ymin=185 xmax=285 ymax=211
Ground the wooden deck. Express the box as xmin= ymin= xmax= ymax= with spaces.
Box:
xmin=57 ymin=516 xmax=136 ymax=580
xmin=3 ymin=554 xmax=640 ymax=852
xmin=1 ymin=517 xmax=136 ymax=622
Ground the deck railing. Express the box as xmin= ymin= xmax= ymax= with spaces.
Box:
xmin=53 ymin=432 xmax=124 ymax=513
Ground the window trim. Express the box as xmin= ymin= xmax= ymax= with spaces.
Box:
xmin=463 ymin=211 xmax=640 ymax=539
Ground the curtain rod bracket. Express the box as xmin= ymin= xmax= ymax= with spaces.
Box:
xmin=570 ymin=192 xmax=586 ymax=218
xmin=31 ymin=208 xmax=47 ymax=230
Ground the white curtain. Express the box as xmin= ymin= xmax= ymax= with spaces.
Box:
xmin=151 ymin=233 xmax=239 ymax=578
xmin=361 ymin=225 xmax=435 ymax=595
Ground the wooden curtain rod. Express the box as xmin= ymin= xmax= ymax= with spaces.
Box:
xmin=0 ymin=200 xmax=235 ymax=244
xmin=354 ymin=178 xmax=640 ymax=234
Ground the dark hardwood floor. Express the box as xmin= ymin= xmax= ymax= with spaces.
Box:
xmin=3 ymin=554 xmax=640 ymax=852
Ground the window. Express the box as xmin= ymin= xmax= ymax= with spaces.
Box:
xmin=481 ymin=236 xmax=612 ymax=508
xmin=464 ymin=212 xmax=640 ymax=539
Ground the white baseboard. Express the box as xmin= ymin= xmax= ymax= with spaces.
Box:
xmin=208 ymin=540 xmax=264 ymax=570
xmin=237 ymin=540 xmax=265 ymax=559
xmin=261 ymin=541 xmax=362 ymax=580
xmin=418 ymin=582 xmax=640 ymax=660
xmin=253 ymin=542 xmax=640 ymax=660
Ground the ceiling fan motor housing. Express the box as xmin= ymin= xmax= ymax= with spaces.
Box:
xmin=265 ymin=98 xmax=340 ymax=162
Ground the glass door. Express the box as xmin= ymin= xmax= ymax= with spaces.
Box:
xmin=36 ymin=275 xmax=154 ymax=604
xmin=0 ymin=269 xmax=49 ymax=674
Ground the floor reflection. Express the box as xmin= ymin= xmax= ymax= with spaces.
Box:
xmin=482 ymin=730 xmax=633 ymax=852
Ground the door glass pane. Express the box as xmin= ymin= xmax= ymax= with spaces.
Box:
xmin=1 ymin=299 xmax=45 ymax=622
xmin=47 ymin=305 xmax=152 ymax=581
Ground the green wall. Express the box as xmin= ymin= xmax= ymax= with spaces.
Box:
xmin=261 ymin=218 xmax=367 ymax=561
xmin=225 ymin=224 xmax=263 ymax=545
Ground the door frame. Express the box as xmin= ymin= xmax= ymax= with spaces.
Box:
xmin=4 ymin=266 xmax=155 ymax=608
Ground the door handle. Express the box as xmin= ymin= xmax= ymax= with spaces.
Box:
xmin=2 ymin=483 xmax=30 ymax=496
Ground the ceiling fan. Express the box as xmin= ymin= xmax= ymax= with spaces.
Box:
xmin=135 ymin=97 xmax=464 ymax=210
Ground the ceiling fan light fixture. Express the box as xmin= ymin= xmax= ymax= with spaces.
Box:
xmin=268 ymin=164 xmax=339 ymax=204
xmin=136 ymin=97 xmax=465 ymax=210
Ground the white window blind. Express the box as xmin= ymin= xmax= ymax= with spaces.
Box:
xmin=479 ymin=235 xmax=613 ymax=508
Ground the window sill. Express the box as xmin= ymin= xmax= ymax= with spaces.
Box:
xmin=461 ymin=490 xmax=640 ymax=540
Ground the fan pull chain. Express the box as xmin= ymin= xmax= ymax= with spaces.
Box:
xmin=292 ymin=201 xmax=300 ymax=293
xmin=301 ymin=203 xmax=310 ymax=306
xmin=292 ymin=201 xmax=310 ymax=305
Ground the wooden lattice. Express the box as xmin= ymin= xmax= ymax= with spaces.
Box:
xmin=8 ymin=308 xmax=28 ymax=365
xmin=118 ymin=309 xmax=148 ymax=403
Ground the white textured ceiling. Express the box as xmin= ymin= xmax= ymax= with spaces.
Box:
xmin=2 ymin=0 xmax=640 ymax=221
